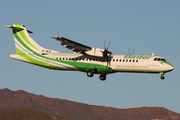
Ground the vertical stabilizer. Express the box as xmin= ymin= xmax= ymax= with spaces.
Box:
xmin=6 ymin=24 xmax=45 ymax=54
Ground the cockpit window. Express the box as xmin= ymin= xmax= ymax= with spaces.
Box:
xmin=157 ymin=58 xmax=161 ymax=61
xmin=23 ymin=25 xmax=26 ymax=27
xmin=154 ymin=57 xmax=166 ymax=62
xmin=161 ymin=58 xmax=166 ymax=62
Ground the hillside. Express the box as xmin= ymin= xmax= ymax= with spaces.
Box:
xmin=0 ymin=109 xmax=68 ymax=120
xmin=0 ymin=88 xmax=180 ymax=120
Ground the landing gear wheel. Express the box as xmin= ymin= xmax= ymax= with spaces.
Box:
xmin=87 ymin=71 xmax=94 ymax=77
xmin=160 ymin=76 xmax=165 ymax=80
xmin=99 ymin=74 xmax=106 ymax=81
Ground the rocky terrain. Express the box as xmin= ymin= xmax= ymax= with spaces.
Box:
xmin=0 ymin=109 xmax=69 ymax=120
xmin=0 ymin=88 xmax=180 ymax=120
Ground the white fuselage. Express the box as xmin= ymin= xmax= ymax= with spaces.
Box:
xmin=29 ymin=52 xmax=173 ymax=74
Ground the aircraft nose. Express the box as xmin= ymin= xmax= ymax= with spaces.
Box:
xmin=168 ymin=65 xmax=174 ymax=71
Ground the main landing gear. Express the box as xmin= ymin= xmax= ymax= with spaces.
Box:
xmin=87 ymin=71 xmax=94 ymax=77
xmin=99 ymin=74 xmax=106 ymax=81
xmin=87 ymin=70 xmax=107 ymax=81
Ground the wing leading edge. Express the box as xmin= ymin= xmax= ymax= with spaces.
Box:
xmin=52 ymin=36 xmax=92 ymax=53
xmin=52 ymin=36 xmax=112 ymax=58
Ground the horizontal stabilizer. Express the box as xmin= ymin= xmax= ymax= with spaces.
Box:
xmin=5 ymin=25 xmax=33 ymax=33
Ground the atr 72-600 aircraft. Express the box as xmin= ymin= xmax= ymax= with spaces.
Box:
xmin=6 ymin=24 xmax=174 ymax=81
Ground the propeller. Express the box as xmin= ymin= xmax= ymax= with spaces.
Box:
xmin=101 ymin=40 xmax=112 ymax=68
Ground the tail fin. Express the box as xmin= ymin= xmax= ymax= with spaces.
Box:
xmin=6 ymin=24 xmax=45 ymax=54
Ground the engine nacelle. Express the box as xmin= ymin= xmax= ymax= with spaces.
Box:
xmin=85 ymin=48 xmax=104 ymax=57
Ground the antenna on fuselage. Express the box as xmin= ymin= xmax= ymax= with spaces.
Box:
xmin=128 ymin=47 xmax=135 ymax=55
xmin=132 ymin=48 xmax=135 ymax=55
xmin=152 ymin=53 xmax=154 ymax=56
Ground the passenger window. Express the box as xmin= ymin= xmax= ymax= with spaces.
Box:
xmin=136 ymin=60 xmax=138 ymax=62
xmin=129 ymin=60 xmax=131 ymax=62
xmin=126 ymin=60 xmax=128 ymax=62
xmin=119 ymin=59 xmax=121 ymax=62
xmin=123 ymin=60 xmax=125 ymax=62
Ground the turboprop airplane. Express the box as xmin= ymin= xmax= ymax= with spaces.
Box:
xmin=6 ymin=24 xmax=174 ymax=81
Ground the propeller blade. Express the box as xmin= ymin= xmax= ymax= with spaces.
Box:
xmin=107 ymin=41 xmax=111 ymax=50
xmin=101 ymin=40 xmax=112 ymax=68
xmin=104 ymin=40 xmax=106 ymax=50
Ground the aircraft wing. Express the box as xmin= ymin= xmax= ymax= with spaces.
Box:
xmin=52 ymin=36 xmax=112 ymax=58
xmin=52 ymin=36 xmax=92 ymax=53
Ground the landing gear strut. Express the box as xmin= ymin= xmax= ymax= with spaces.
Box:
xmin=160 ymin=72 xmax=165 ymax=80
xmin=99 ymin=74 xmax=106 ymax=81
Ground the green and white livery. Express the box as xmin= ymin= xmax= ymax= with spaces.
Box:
xmin=6 ymin=24 xmax=174 ymax=81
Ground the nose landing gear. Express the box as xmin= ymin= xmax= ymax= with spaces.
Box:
xmin=160 ymin=72 xmax=165 ymax=80
xmin=160 ymin=75 xmax=165 ymax=80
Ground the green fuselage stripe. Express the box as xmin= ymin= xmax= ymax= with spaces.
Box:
xmin=14 ymin=30 xmax=110 ymax=73
xmin=14 ymin=24 xmax=37 ymax=50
